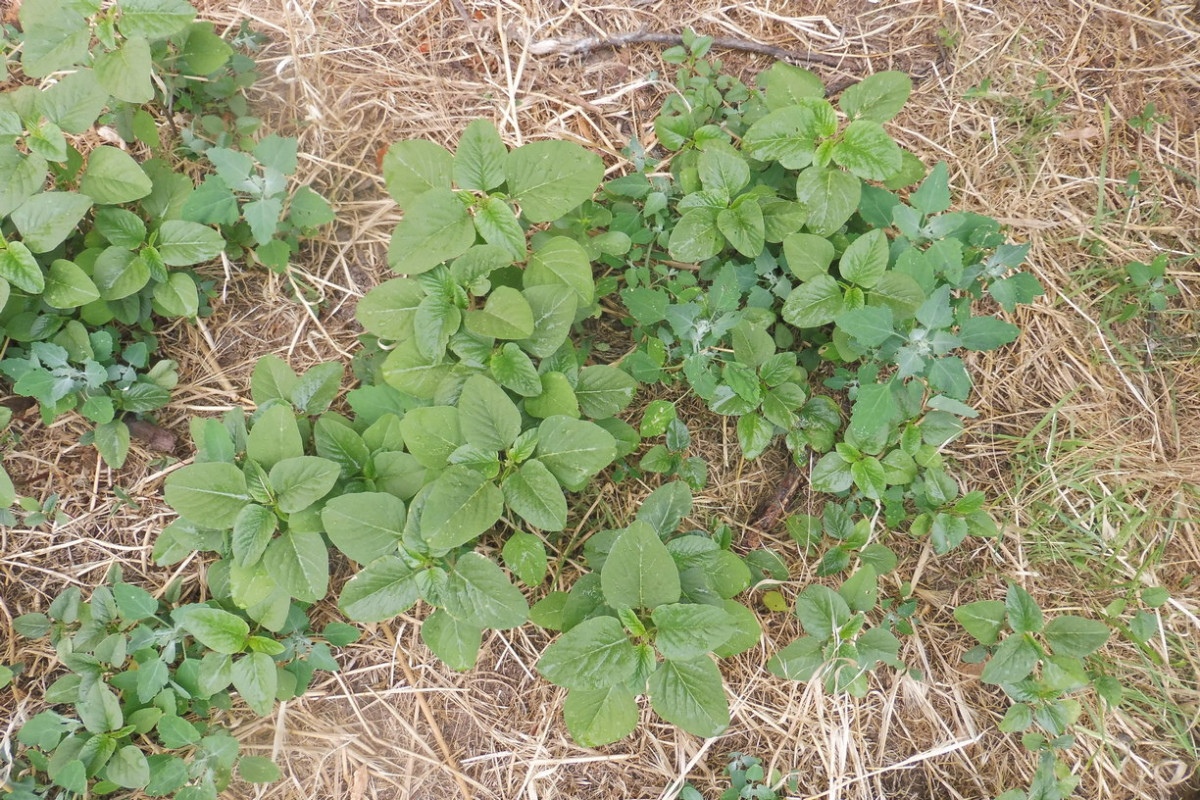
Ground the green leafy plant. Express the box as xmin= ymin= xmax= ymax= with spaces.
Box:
xmin=160 ymin=354 xmax=624 ymax=669
xmin=533 ymin=482 xmax=764 ymax=744
xmin=180 ymin=134 xmax=335 ymax=273
xmin=633 ymin=400 xmax=708 ymax=490
xmin=4 ymin=568 xmax=348 ymax=799
xmin=678 ymin=752 xmax=799 ymax=800
xmin=956 ymin=583 xmax=1115 ymax=800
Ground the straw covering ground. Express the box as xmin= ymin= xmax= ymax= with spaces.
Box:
xmin=2 ymin=0 xmax=1199 ymax=798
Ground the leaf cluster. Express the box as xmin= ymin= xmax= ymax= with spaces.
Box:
xmin=5 ymin=567 xmax=346 ymax=800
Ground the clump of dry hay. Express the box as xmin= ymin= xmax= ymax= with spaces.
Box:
xmin=3 ymin=0 xmax=1198 ymax=799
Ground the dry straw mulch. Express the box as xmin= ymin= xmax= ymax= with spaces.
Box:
xmin=3 ymin=1 xmax=1199 ymax=799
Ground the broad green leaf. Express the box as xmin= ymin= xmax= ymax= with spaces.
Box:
xmin=602 ymin=521 xmax=680 ymax=610
xmin=104 ymin=745 xmax=150 ymax=789
xmin=767 ymin=636 xmax=825 ymax=681
xmin=651 ymin=604 xmax=736 ymax=660
xmin=93 ymin=247 xmax=149 ymax=301
xmin=382 ymin=340 xmax=451 ymax=399
xmin=173 ymin=605 xmax=249 ymax=654
xmin=164 ymin=462 xmax=249 ymax=528
xmin=795 ymin=167 xmax=860 ymax=237
xmin=238 ymin=757 xmax=281 ymax=785
xmin=290 ymin=362 xmax=343 ymax=415
xmin=838 ymin=566 xmax=879 ymax=613
xmin=742 ymin=104 xmax=822 ymax=168
xmin=339 ymin=556 xmax=422 ymax=621
xmin=955 ymin=599 xmax=1003 ymax=642
xmin=0 ymin=242 xmax=45 ymax=294
xmin=980 ymin=634 xmax=1040 ymax=685
xmin=782 ymin=232 xmax=835 ymax=281
xmin=502 ymin=458 xmax=568 ymax=531
xmin=712 ymin=599 xmax=762 ymax=657
xmin=839 ymin=71 xmax=912 ymax=122
xmin=243 ymin=196 xmax=284 ymax=245
xmin=382 ymin=140 xmax=454 ymax=210
xmin=181 ymin=176 xmax=239 ymax=225
xmin=832 ymin=120 xmax=903 ymax=181
xmin=78 ymin=680 xmax=123 ymax=733
xmin=502 ymin=530 xmax=548 ymax=585
xmin=250 ymin=356 xmax=298 ymax=407
xmin=488 ymin=342 xmax=541 ymax=396
xmin=264 ymin=528 xmax=329 ymax=602
xmin=113 ymin=582 xmax=158 ymax=620
xmin=869 ymin=271 xmax=926 ymax=317
xmin=848 ymin=381 xmax=897 ymax=455
xmin=458 ymin=374 xmax=521 ymax=450
xmin=142 ymin=756 xmax=188 ymax=796
xmin=525 ymin=371 xmax=580 ymax=419
xmin=794 ymin=584 xmax=852 ymax=641
xmin=231 ymin=504 xmax=276 ymax=567
xmin=473 ymin=196 xmax=525 ymax=260
xmin=0 ymin=150 xmax=48 ymax=218
xmin=763 ymin=62 xmax=826 ymax=108
xmin=94 ymin=37 xmax=153 ymax=104
xmin=413 ymin=293 xmax=460 ymax=360
xmin=156 ymin=220 xmax=224 ymax=266
xmin=420 ymin=465 xmax=505 ymax=550
xmin=269 ymin=456 xmax=340 ymax=513
xmin=356 ymin=277 xmax=423 ymax=340
xmin=231 ymin=652 xmax=276 ymax=716
xmin=388 ymin=189 xmax=475 ymax=274
xmin=454 ymin=119 xmax=507 ymax=191
xmin=668 ymin=207 xmax=723 ymax=262
xmin=736 ymin=413 xmax=774 ymax=460
xmin=11 ymin=191 xmax=93 ymax=253
xmin=1006 ymin=583 xmax=1044 ymax=633
xmin=517 ymin=285 xmax=577 ymax=359
xmin=563 ymin=686 xmax=638 ymax=746
xmin=782 ymin=274 xmax=843 ymax=328
xmin=421 ymin=608 xmax=482 ymax=670
xmin=649 ymin=657 xmax=729 ymax=738
xmin=717 ymin=199 xmax=765 ymax=258
xmin=835 ymin=306 xmax=895 ymax=347
xmin=840 ymin=229 xmax=889 ymax=289
xmin=18 ymin=2 xmax=89 ymax=78
xmin=255 ymin=134 xmax=299 ymax=174
xmin=289 ymin=185 xmax=335 ymax=228
xmin=463 ymin=285 xmax=534 ymax=339
xmin=152 ymin=272 xmax=200 ymax=317
xmin=399 ymin=405 xmax=461 ymax=468
xmin=246 ymin=403 xmax=303 ymax=470
xmin=322 ymin=492 xmax=405 ymax=565
xmin=809 ymin=451 xmax=853 ymax=493
xmin=535 ymin=416 xmax=617 ymax=492
xmin=856 ymin=627 xmax=902 ymax=667
xmin=698 ymin=143 xmax=749 ymax=196
xmin=524 ymin=236 xmax=594 ymax=305
xmin=442 ymin=551 xmax=528 ymax=629
xmin=158 ymin=713 xmax=202 ymax=747
xmin=80 ymin=146 xmax=153 ymax=204
xmin=506 ymin=140 xmax=604 ymax=222
xmin=537 ymin=615 xmax=639 ymax=690
xmin=180 ymin=21 xmax=234 ymax=75
xmin=910 ymin=161 xmax=951 ymax=216
xmin=1044 ymin=615 xmax=1110 ymax=658
xmin=958 ymin=316 xmax=1020 ymax=351
xmin=635 ymin=481 xmax=692 ymax=533
xmin=37 ymin=69 xmax=107 ymax=133
xmin=118 ymin=0 xmax=196 ymax=39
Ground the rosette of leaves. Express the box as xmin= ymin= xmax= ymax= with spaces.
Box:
xmin=532 ymin=483 xmax=764 ymax=744
xmin=160 ymin=356 xmax=624 ymax=670
xmin=767 ymin=568 xmax=905 ymax=698
xmin=180 ymin=134 xmax=335 ymax=272
xmin=955 ymin=584 xmax=1115 ymax=800
xmin=5 ymin=568 xmax=346 ymax=800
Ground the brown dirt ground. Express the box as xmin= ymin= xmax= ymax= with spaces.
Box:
xmin=3 ymin=1 xmax=1199 ymax=799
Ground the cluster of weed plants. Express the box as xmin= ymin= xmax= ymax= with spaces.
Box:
xmin=2 ymin=26 xmax=1162 ymax=800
